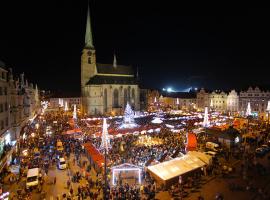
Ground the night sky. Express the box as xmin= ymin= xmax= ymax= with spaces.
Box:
xmin=0 ymin=1 xmax=270 ymax=95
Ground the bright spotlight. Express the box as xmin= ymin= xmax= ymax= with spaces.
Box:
xmin=167 ymin=88 xmax=173 ymax=92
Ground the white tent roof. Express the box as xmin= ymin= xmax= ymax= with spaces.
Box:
xmin=147 ymin=154 xmax=206 ymax=181
xmin=187 ymin=151 xmax=212 ymax=165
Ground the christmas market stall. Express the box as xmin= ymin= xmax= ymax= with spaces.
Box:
xmin=83 ymin=143 xmax=105 ymax=173
xmin=147 ymin=154 xmax=206 ymax=188
xmin=111 ymin=163 xmax=143 ymax=186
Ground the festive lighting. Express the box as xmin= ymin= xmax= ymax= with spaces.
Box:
xmin=267 ymin=101 xmax=270 ymax=112
xmin=118 ymin=103 xmax=138 ymax=129
xmin=64 ymin=101 xmax=68 ymax=111
xmin=202 ymin=107 xmax=210 ymax=127
xmin=100 ymin=118 xmax=111 ymax=151
xmin=73 ymin=105 xmax=77 ymax=119
xmin=246 ymin=102 xmax=252 ymax=116
xmin=112 ymin=167 xmax=142 ymax=185
xmin=210 ymin=99 xmax=213 ymax=108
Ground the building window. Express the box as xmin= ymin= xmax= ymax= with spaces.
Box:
xmin=88 ymin=57 xmax=91 ymax=64
xmin=113 ymin=89 xmax=119 ymax=108
xmin=0 ymin=87 xmax=2 ymax=95
xmin=1 ymin=121 xmax=4 ymax=130
xmin=124 ymin=88 xmax=128 ymax=107
xmin=0 ymin=104 xmax=3 ymax=112
xmin=4 ymin=87 xmax=7 ymax=95
xmin=1 ymin=72 xmax=5 ymax=80
xmin=5 ymin=102 xmax=7 ymax=111
xmin=104 ymin=89 xmax=108 ymax=112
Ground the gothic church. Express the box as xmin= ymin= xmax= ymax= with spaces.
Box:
xmin=81 ymin=7 xmax=140 ymax=115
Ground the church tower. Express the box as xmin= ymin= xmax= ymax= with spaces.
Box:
xmin=81 ymin=5 xmax=97 ymax=88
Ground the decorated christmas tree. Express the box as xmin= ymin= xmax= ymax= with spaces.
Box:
xmin=124 ymin=103 xmax=135 ymax=124
xmin=64 ymin=101 xmax=68 ymax=111
xmin=246 ymin=102 xmax=252 ymax=116
xmin=100 ymin=118 xmax=111 ymax=151
xmin=203 ymin=107 xmax=210 ymax=127
xmin=73 ymin=104 xmax=77 ymax=119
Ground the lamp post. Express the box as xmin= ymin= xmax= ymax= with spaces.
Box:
xmin=103 ymin=147 xmax=108 ymax=200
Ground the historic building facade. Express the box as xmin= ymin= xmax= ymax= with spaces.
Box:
xmin=196 ymin=88 xmax=209 ymax=111
xmin=209 ymin=90 xmax=228 ymax=112
xmin=0 ymin=61 xmax=40 ymax=171
xmin=49 ymin=97 xmax=82 ymax=111
xmin=227 ymin=90 xmax=239 ymax=113
xmin=81 ymin=7 xmax=139 ymax=115
xmin=239 ymin=86 xmax=270 ymax=118
xmin=159 ymin=91 xmax=197 ymax=111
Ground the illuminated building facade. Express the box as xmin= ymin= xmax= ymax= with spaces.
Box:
xmin=0 ymin=61 xmax=40 ymax=171
xmin=239 ymin=86 xmax=270 ymax=118
xmin=196 ymin=88 xmax=209 ymax=111
xmin=227 ymin=90 xmax=239 ymax=113
xmin=159 ymin=91 xmax=197 ymax=110
xmin=81 ymin=7 xmax=139 ymax=115
xmin=209 ymin=90 xmax=227 ymax=112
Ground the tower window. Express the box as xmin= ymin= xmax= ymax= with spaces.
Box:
xmin=88 ymin=57 xmax=91 ymax=64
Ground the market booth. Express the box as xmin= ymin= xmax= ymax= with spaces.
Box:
xmin=147 ymin=154 xmax=207 ymax=188
xmin=187 ymin=151 xmax=212 ymax=165
xmin=111 ymin=163 xmax=142 ymax=186
xmin=83 ymin=143 xmax=105 ymax=173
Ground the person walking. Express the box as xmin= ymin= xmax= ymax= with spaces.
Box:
xmin=54 ymin=176 xmax=56 ymax=185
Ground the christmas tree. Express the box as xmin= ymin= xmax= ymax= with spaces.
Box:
xmin=73 ymin=104 xmax=77 ymax=119
xmin=100 ymin=118 xmax=111 ymax=151
xmin=203 ymin=107 xmax=210 ymax=127
xmin=246 ymin=102 xmax=252 ymax=116
xmin=124 ymin=102 xmax=135 ymax=124
xmin=64 ymin=101 xmax=68 ymax=111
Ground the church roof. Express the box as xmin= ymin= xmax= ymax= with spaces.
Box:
xmin=86 ymin=75 xmax=137 ymax=85
xmin=96 ymin=63 xmax=134 ymax=75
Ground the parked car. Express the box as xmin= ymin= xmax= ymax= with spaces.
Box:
xmin=57 ymin=157 xmax=67 ymax=170
xmin=261 ymin=145 xmax=270 ymax=152
xmin=255 ymin=148 xmax=266 ymax=157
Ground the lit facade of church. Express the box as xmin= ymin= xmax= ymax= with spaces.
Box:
xmin=81 ymin=7 xmax=140 ymax=115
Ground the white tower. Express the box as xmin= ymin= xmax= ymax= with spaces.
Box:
xmin=100 ymin=118 xmax=111 ymax=151
xmin=203 ymin=107 xmax=210 ymax=127
xmin=246 ymin=102 xmax=252 ymax=116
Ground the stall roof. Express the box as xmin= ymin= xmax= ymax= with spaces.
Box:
xmin=187 ymin=151 xmax=212 ymax=165
xmin=147 ymin=154 xmax=206 ymax=181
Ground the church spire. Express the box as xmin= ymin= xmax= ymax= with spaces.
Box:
xmin=113 ymin=53 xmax=117 ymax=68
xmin=85 ymin=4 xmax=94 ymax=49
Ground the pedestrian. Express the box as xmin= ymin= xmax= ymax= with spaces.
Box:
xmin=70 ymin=187 xmax=74 ymax=196
xmin=54 ymin=176 xmax=56 ymax=184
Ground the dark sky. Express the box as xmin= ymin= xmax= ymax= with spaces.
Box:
xmin=0 ymin=1 xmax=270 ymax=95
